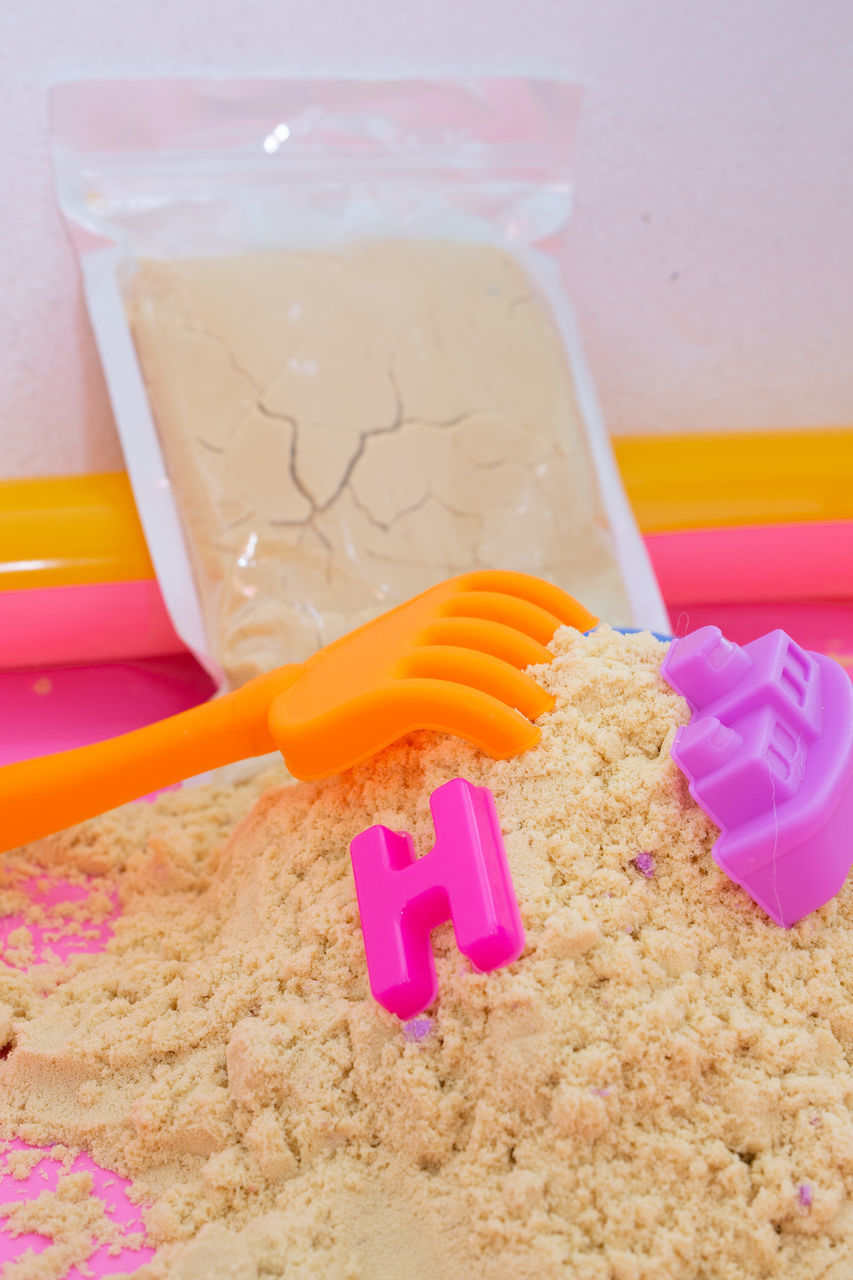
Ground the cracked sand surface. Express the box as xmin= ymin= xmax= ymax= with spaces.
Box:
xmin=128 ymin=240 xmax=630 ymax=684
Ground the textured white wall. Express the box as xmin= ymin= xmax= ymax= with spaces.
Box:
xmin=1 ymin=0 xmax=851 ymax=479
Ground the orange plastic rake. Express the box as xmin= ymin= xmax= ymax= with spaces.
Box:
xmin=0 ymin=571 xmax=595 ymax=850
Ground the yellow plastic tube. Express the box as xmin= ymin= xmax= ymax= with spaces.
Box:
xmin=614 ymin=428 xmax=853 ymax=533
xmin=0 ymin=472 xmax=153 ymax=590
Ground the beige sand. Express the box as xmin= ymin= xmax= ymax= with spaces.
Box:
xmin=2 ymin=628 xmax=853 ymax=1279
xmin=127 ymin=242 xmax=631 ymax=685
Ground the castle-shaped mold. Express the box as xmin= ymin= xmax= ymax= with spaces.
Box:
xmin=661 ymin=627 xmax=853 ymax=927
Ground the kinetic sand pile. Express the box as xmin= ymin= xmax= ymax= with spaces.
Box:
xmin=2 ymin=627 xmax=853 ymax=1279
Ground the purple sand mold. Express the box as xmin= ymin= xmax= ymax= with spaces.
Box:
xmin=798 ymin=1184 xmax=813 ymax=1209
xmin=660 ymin=626 xmax=853 ymax=928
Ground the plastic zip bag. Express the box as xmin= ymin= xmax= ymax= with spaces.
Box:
xmin=52 ymin=78 xmax=667 ymax=688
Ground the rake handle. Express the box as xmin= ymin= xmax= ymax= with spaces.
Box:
xmin=0 ymin=664 xmax=302 ymax=851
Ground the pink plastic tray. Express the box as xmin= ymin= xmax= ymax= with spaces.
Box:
xmin=1 ymin=580 xmax=182 ymax=671
xmin=0 ymin=875 xmax=154 ymax=1275
xmin=0 ymin=654 xmax=215 ymax=768
xmin=0 ymin=652 xmax=215 ymax=1275
xmin=668 ymin=600 xmax=853 ymax=679
xmin=0 ymin=1143 xmax=154 ymax=1276
xmin=1 ymin=597 xmax=851 ymax=1275
xmin=645 ymin=521 xmax=853 ymax=605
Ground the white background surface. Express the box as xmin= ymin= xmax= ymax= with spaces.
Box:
xmin=1 ymin=0 xmax=851 ymax=479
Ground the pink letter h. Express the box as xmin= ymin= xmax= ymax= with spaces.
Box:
xmin=350 ymin=779 xmax=525 ymax=1020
